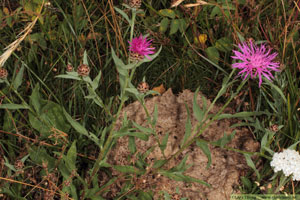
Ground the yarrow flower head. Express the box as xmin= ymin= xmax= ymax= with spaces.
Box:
xmin=231 ymin=41 xmax=280 ymax=87
xmin=270 ymin=149 xmax=300 ymax=181
xmin=128 ymin=34 xmax=155 ymax=60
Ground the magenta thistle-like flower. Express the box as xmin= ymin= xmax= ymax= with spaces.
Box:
xmin=232 ymin=41 xmax=280 ymax=87
xmin=128 ymin=34 xmax=155 ymax=60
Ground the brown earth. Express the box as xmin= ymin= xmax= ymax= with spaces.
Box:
xmin=108 ymin=89 xmax=259 ymax=200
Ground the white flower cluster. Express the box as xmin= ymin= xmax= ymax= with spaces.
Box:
xmin=270 ymin=149 xmax=300 ymax=181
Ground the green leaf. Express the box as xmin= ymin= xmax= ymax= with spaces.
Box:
xmin=132 ymin=121 xmax=153 ymax=134
xmin=159 ymin=18 xmax=169 ymax=33
xmin=153 ymin=159 xmax=167 ymax=168
xmin=85 ymin=86 xmax=104 ymax=108
xmin=29 ymin=100 xmax=71 ymax=137
xmin=216 ymin=111 xmax=266 ymax=120
xmin=181 ymin=104 xmax=192 ymax=148
xmin=205 ymin=46 xmax=219 ymax=65
xmin=113 ymin=128 xmax=149 ymax=141
xmin=142 ymin=46 xmax=162 ymax=62
xmin=129 ymin=136 xmax=136 ymax=154
xmin=125 ymin=88 xmax=140 ymax=97
xmin=240 ymin=176 xmax=252 ymax=190
xmin=170 ymin=19 xmax=180 ymax=35
xmin=64 ymin=141 xmax=77 ymax=171
xmin=215 ymin=37 xmax=233 ymax=52
xmin=83 ymin=50 xmax=88 ymax=65
xmin=113 ymin=165 xmax=145 ymax=175
xmin=122 ymin=63 xmax=137 ymax=70
xmin=114 ymin=6 xmax=131 ymax=25
xmin=99 ymin=127 xmax=108 ymax=148
xmin=111 ymin=48 xmax=126 ymax=69
xmin=244 ymin=154 xmax=260 ymax=179
xmin=30 ymin=84 xmax=42 ymax=113
xmin=210 ymin=6 xmax=222 ymax=17
xmin=137 ymin=190 xmax=153 ymax=200
xmin=91 ymin=70 xmax=102 ymax=90
xmin=196 ymin=139 xmax=212 ymax=169
xmin=152 ymin=104 xmax=158 ymax=126
xmin=159 ymin=170 xmax=210 ymax=186
xmin=159 ymin=9 xmax=176 ymax=19
xmin=236 ymin=31 xmax=245 ymax=42
xmin=193 ymin=87 xmax=204 ymax=122
xmin=85 ymin=177 xmax=117 ymax=199
xmin=263 ymin=78 xmax=287 ymax=104
xmin=178 ymin=18 xmax=188 ymax=33
xmin=56 ymin=72 xmax=81 ymax=81
xmin=211 ymin=131 xmax=236 ymax=148
xmin=12 ymin=64 xmax=25 ymax=90
xmin=29 ymin=147 xmax=56 ymax=170
xmin=63 ymin=109 xmax=99 ymax=144
xmin=159 ymin=132 xmax=169 ymax=153
xmin=0 ymin=104 xmax=29 ymax=109
xmin=170 ymin=155 xmax=190 ymax=172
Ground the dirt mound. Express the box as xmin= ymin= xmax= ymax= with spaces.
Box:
xmin=108 ymin=89 xmax=259 ymax=199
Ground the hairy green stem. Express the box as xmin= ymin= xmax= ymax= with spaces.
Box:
xmin=88 ymin=66 xmax=136 ymax=184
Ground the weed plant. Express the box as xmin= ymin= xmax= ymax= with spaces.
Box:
xmin=0 ymin=0 xmax=299 ymax=199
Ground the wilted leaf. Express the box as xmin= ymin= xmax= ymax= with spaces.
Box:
xmin=159 ymin=18 xmax=169 ymax=33
xmin=159 ymin=9 xmax=176 ymax=19
xmin=170 ymin=19 xmax=180 ymax=35
xmin=152 ymin=84 xmax=166 ymax=96
xmin=205 ymin=46 xmax=219 ymax=65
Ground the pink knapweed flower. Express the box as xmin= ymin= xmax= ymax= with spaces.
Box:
xmin=232 ymin=41 xmax=280 ymax=87
xmin=128 ymin=34 xmax=155 ymax=60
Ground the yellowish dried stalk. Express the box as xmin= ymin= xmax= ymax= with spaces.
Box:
xmin=0 ymin=2 xmax=44 ymax=68
xmin=184 ymin=1 xmax=209 ymax=8
xmin=171 ymin=0 xmax=185 ymax=8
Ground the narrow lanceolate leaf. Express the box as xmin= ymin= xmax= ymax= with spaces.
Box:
xmin=211 ymin=131 xmax=236 ymax=148
xmin=113 ymin=165 xmax=145 ymax=175
xmin=169 ymin=155 xmax=190 ymax=172
xmin=216 ymin=111 xmax=266 ymax=120
xmin=181 ymin=104 xmax=192 ymax=148
xmin=63 ymin=109 xmax=99 ymax=144
xmin=159 ymin=132 xmax=169 ymax=153
xmin=152 ymin=104 xmax=158 ymax=126
xmin=193 ymin=87 xmax=204 ymax=122
xmin=83 ymin=50 xmax=88 ymax=65
xmin=91 ymin=70 xmax=102 ymax=90
xmin=153 ymin=159 xmax=167 ymax=169
xmin=142 ymin=46 xmax=162 ymax=62
xmin=159 ymin=170 xmax=210 ymax=187
xmin=114 ymin=6 xmax=131 ymax=25
xmin=0 ymin=103 xmax=29 ymax=109
xmin=196 ymin=139 xmax=212 ymax=169
xmin=12 ymin=64 xmax=25 ymax=90
xmin=132 ymin=121 xmax=153 ymax=134
xmin=111 ymin=48 xmax=126 ymax=69
xmin=30 ymin=84 xmax=42 ymax=113
xmin=56 ymin=72 xmax=81 ymax=81
xmin=244 ymin=153 xmax=260 ymax=179
xmin=65 ymin=141 xmax=77 ymax=171
xmin=113 ymin=129 xmax=149 ymax=141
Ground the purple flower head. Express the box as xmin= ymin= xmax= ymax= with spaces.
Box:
xmin=231 ymin=41 xmax=280 ymax=87
xmin=128 ymin=34 xmax=155 ymax=60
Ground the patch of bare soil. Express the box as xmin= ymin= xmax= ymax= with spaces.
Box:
xmin=108 ymin=89 xmax=259 ymax=200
